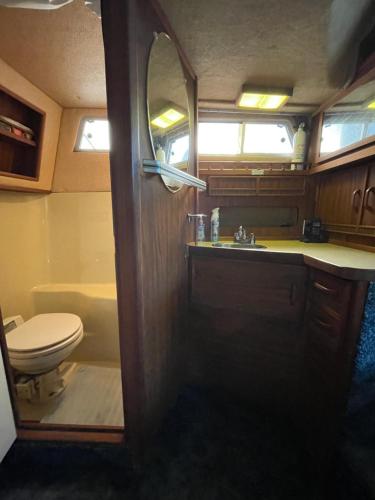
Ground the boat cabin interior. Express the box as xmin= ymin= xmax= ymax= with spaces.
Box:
xmin=1 ymin=0 xmax=375 ymax=497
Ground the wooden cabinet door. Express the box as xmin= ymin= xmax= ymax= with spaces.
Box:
xmin=189 ymin=255 xmax=308 ymax=412
xmin=316 ymin=165 xmax=367 ymax=227
xmin=360 ymin=163 xmax=375 ymax=228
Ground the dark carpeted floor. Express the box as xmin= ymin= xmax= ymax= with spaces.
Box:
xmin=0 ymin=386 xmax=367 ymax=500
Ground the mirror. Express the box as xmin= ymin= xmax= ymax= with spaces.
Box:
xmin=320 ymin=79 xmax=375 ymax=157
xmin=147 ymin=32 xmax=191 ymax=192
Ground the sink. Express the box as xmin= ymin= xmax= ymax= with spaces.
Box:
xmin=212 ymin=242 xmax=267 ymax=249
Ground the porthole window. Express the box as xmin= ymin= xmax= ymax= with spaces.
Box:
xmin=75 ymin=118 xmax=110 ymax=151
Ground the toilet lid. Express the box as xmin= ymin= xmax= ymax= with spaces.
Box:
xmin=6 ymin=313 xmax=82 ymax=352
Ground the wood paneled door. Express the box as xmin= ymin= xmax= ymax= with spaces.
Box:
xmin=316 ymin=165 xmax=367 ymax=227
xmin=360 ymin=163 xmax=375 ymax=227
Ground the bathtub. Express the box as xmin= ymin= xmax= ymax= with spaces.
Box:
xmin=31 ymin=284 xmax=120 ymax=363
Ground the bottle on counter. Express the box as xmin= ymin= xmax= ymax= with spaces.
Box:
xmin=196 ymin=214 xmax=207 ymax=242
xmin=211 ymin=207 xmax=220 ymax=242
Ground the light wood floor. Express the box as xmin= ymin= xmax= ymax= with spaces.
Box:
xmin=17 ymin=362 xmax=124 ymax=427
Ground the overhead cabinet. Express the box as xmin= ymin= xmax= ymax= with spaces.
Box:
xmin=359 ymin=162 xmax=375 ymax=229
xmin=316 ymin=163 xmax=375 ymax=236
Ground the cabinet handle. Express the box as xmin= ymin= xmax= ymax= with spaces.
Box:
xmin=311 ymin=316 xmax=334 ymax=332
xmin=312 ymin=281 xmax=337 ymax=295
xmin=289 ymin=283 xmax=296 ymax=305
xmin=364 ymin=186 xmax=375 ymax=209
xmin=351 ymin=189 xmax=361 ymax=210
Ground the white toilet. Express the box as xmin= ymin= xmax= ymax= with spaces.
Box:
xmin=5 ymin=313 xmax=84 ymax=401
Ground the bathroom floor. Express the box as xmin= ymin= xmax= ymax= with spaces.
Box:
xmin=17 ymin=362 xmax=124 ymax=427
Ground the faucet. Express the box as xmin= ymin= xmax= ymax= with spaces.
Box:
xmin=234 ymin=226 xmax=256 ymax=245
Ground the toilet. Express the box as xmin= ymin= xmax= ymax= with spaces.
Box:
xmin=5 ymin=313 xmax=84 ymax=402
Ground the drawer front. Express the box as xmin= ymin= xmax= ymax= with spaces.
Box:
xmin=191 ymin=256 xmax=307 ymax=321
xmin=308 ymin=270 xmax=352 ymax=318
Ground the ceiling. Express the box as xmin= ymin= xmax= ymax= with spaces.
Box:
xmin=0 ymin=0 xmax=105 ymax=107
xmin=0 ymin=0 xmax=373 ymax=111
xmin=159 ymin=0 xmax=374 ymax=113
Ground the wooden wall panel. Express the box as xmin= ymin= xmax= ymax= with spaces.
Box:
xmin=199 ymin=171 xmax=315 ymax=240
xmin=102 ymin=0 xmax=196 ymax=447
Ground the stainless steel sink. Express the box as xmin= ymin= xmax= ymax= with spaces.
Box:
xmin=212 ymin=243 xmax=267 ymax=249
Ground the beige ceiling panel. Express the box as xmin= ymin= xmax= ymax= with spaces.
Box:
xmin=0 ymin=0 xmax=106 ymax=107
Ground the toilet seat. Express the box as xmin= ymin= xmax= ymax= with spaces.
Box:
xmin=6 ymin=314 xmax=82 ymax=352
xmin=6 ymin=313 xmax=84 ymax=375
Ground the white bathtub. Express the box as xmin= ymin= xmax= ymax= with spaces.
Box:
xmin=31 ymin=284 xmax=120 ymax=363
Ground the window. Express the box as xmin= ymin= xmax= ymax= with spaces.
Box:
xmin=198 ymin=123 xmax=241 ymax=155
xmin=168 ymin=134 xmax=189 ymax=165
xmin=198 ymin=120 xmax=293 ymax=159
xmin=243 ymin=123 xmax=292 ymax=154
xmin=320 ymin=112 xmax=375 ymax=154
xmin=76 ymin=118 xmax=110 ymax=151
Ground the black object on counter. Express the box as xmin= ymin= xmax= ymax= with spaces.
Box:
xmin=301 ymin=218 xmax=328 ymax=243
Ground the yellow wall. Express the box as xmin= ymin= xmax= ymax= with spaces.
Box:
xmin=52 ymin=108 xmax=111 ymax=192
xmin=47 ymin=192 xmax=116 ymax=283
xmin=0 ymin=58 xmax=62 ymax=192
xmin=0 ymin=191 xmax=116 ymax=321
xmin=0 ymin=191 xmax=49 ymax=319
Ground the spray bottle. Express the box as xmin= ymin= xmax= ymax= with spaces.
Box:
xmin=211 ymin=207 xmax=220 ymax=242
xmin=196 ymin=215 xmax=207 ymax=242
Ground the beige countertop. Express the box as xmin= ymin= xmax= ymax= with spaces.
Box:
xmin=188 ymin=240 xmax=375 ymax=281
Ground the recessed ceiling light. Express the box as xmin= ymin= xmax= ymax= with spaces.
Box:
xmin=237 ymin=85 xmax=293 ymax=110
xmin=151 ymin=106 xmax=186 ymax=129
xmin=367 ymin=99 xmax=375 ymax=110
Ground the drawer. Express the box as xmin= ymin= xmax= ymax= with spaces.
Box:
xmin=308 ymin=270 xmax=352 ymax=317
xmin=306 ymin=304 xmax=343 ymax=354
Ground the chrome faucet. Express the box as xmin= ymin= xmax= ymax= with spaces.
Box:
xmin=234 ymin=226 xmax=256 ymax=245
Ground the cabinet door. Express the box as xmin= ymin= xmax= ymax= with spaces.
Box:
xmin=360 ymin=163 xmax=375 ymax=228
xmin=189 ymin=255 xmax=308 ymax=412
xmin=316 ymin=165 xmax=367 ymax=226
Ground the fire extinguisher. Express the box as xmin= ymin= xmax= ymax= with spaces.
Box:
xmin=291 ymin=122 xmax=306 ymax=170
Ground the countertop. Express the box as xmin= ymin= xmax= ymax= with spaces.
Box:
xmin=187 ymin=240 xmax=375 ymax=281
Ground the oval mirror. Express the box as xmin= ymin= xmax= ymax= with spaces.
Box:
xmin=147 ymin=32 xmax=191 ymax=193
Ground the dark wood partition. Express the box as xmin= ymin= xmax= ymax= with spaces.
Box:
xmin=101 ymin=0 xmax=197 ymax=449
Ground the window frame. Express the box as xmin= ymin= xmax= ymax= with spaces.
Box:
xmin=74 ymin=117 xmax=110 ymax=153
xmin=198 ymin=116 xmax=295 ymax=162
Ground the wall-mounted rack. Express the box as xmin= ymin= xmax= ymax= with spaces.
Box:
xmin=143 ymin=159 xmax=207 ymax=191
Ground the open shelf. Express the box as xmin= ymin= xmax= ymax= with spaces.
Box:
xmin=0 ymin=86 xmax=44 ymax=180
xmin=0 ymin=127 xmax=37 ymax=147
